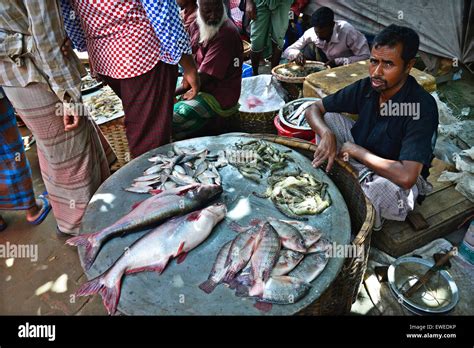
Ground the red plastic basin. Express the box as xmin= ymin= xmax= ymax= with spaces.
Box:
xmin=274 ymin=116 xmax=315 ymax=143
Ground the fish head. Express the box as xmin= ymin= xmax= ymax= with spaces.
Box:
xmin=205 ymin=203 xmax=227 ymax=221
xmin=195 ymin=184 xmax=223 ymax=201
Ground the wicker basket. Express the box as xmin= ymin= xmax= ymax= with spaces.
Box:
xmin=272 ymin=61 xmax=327 ymax=84
xmin=230 ymin=110 xmax=278 ymax=134
xmin=272 ymin=61 xmax=327 ymax=101
xmin=98 ymin=117 xmax=131 ymax=172
xmin=244 ymin=134 xmax=375 ymax=315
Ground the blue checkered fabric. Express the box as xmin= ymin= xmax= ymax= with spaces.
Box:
xmin=59 ymin=0 xmax=87 ymax=52
xmin=59 ymin=0 xmax=191 ymax=65
xmin=140 ymin=0 xmax=192 ymax=64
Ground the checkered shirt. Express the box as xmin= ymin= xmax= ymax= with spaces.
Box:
xmin=64 ymin=0 xmax=191 ymax=79
xmin=0 ymin=0 xmax=83 ymax=102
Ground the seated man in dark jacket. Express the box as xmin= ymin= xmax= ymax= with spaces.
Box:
xmin=305 ymin=24 xmax=438 ymax=231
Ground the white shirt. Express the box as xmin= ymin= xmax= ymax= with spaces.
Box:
xmin=283 ymin=20 xmax=370 ymax=66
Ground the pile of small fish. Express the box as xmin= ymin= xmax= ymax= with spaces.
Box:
xmin=85 ymin=87 xmax=123 ymax=120
xmin=200 ymin=218 xmax=331 ymax=311
xmin=254 ymin=170 xmax=331 ymax=220
xmin=230 ymin=140 xmax=292 ymax=183
xmin=282 ymin=100 xmax=315 ymax=128
xmin=68 ymin=183 xmax=225 ymax=315
xmin=126 ymin=146 xmax=228 ymax=194
xmin=275 ymin=64 xmax=326 ymax=78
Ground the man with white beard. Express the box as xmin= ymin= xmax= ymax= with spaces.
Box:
xmin=174 ymin=0 xmax=243 ymax=139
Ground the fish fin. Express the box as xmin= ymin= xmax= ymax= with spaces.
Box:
xmin=176 ymin=251 xmax=188 ymax=264
xmin=186 ymin=211 xmax=201 ymax=221
xmin=228 ymin=221 xmax=247 ymax=233
xmin=149 ymin=189 xmax=163 ymax=195
xmin=176 ymin=241 xmax=185 ymax=255
xmin=130 ymin=200 xmax=145 ymax=211
xmin=66 ymin=234 xmax=100 ymax=270
xmin=249 ymin=218 xmax=262 ymax=226
xmin=254 ymin=301 xmax=272 ymax=313
xmin=234 ymin=285 xmax=250 ymax=297
xmin=176 ymin=185 xmax=198 ymax=196
xmin=125 ymin=263 xmax=168 ymax=275
xmin=198 ymin=279 xmax=218 ymax=294
xmin=76 ymin=274 xmax=121 ymax=315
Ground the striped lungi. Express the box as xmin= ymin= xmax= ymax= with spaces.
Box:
xmin=0 ymin=95 xmax=36 ymax=210
xmin=2 ymin=83 xmax=116 ymax=235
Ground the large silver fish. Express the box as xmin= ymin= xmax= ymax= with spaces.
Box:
xmin=76 ymin=203 xmax=227 ymax=315
xmin=66 ymin=184 xmax=223 ymax=270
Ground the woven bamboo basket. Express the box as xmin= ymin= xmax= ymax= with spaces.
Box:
xmin=244 ymin=134 xmax=375 ymax=315
xmin=98 ymin=117 xmax=130 ymax=172
xmin=230 ymin=110 xmax=278 ymax=134
xmin=243 ymin=40 xmax=251 ymax=60
xmin=272 ymin=61 xmax=328 ymax=84
xmin=273 ymin=61 xmax=328 ymax=101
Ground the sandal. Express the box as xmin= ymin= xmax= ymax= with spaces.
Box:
xmin=28 ymin=192 xmax=52 ymax=225
xmin=56 ymin=225 xmax=71 ymax=238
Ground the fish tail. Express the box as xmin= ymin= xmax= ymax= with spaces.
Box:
xmin=198 ymin=279 xmax=218 ymax=294
xmin=66 ymin=234 xmax=101 ymax=270
xmin=76 ymin=275 xmax=121 ymax=315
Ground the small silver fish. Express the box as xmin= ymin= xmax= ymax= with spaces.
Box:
xmin=124 ymin=186 xmax=152 ymax=194
xmin=134 ymin=174 xmax=161 ymax=182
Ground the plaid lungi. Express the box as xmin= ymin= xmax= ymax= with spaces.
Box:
xmin=173 ymin=92 xmax=239 ymax=140
xmin=0 ymin=96 xmax=36 ymax=210
xmin=322 ymin=112 xmax=433 ymax=227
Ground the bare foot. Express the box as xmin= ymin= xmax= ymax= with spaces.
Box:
xmin=25 ymin=199 xmax=44 ymax=223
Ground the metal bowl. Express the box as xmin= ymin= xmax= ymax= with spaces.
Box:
xmin=387 ymin=256 xmax=459 ymax=314
xmin=278 ymin=97 xmax=319 ymax=131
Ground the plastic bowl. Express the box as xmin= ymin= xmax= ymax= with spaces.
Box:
xmin=274 ymin=115 xmax=315 ymax=142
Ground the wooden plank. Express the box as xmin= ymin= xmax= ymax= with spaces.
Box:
xmin=373 ymin=199 xmax=474 ymax=257
xmin=383 ymin=194 xmax=466 ymax=245
xmin=427 ymin=158 xmax=456 ymax=195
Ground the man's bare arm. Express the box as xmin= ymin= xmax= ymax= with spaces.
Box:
xmin=305 ymin=100 xmax=337 ymax=172
xmin=340 ymin=142 xmax=423 ymax=189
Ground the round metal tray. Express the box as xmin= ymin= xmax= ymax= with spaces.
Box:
xmin=387 ymin=256 xmax=459 ymax=315
xmin=79 ymin=134 xmax=351 ymax=315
